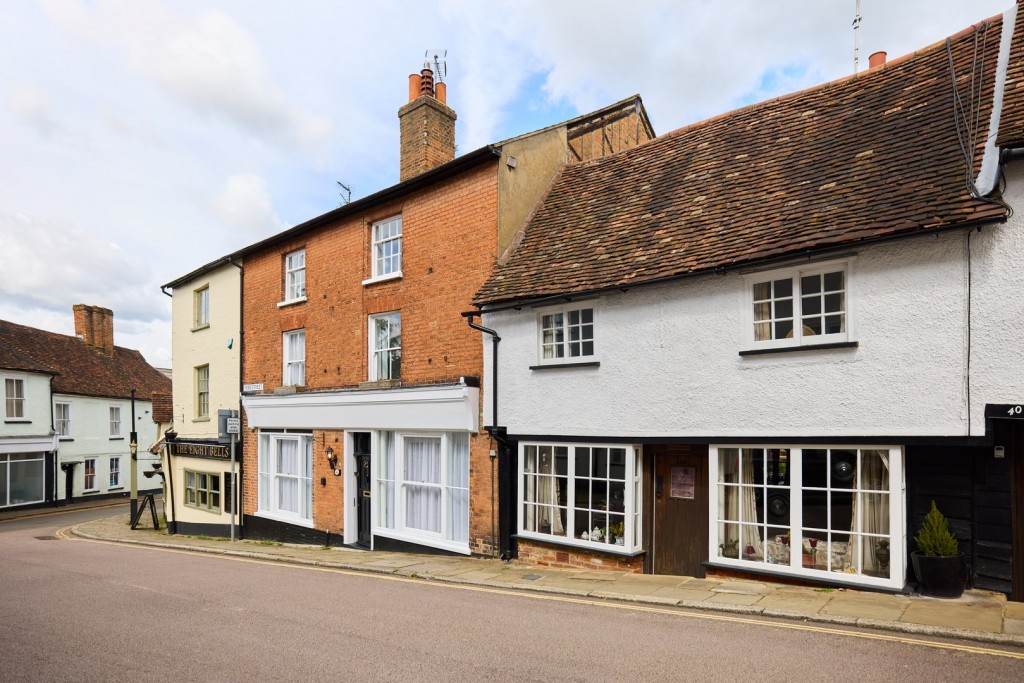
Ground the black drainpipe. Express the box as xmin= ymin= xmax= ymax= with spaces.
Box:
xmin=464 ymin=312 xmax=513 ymax=560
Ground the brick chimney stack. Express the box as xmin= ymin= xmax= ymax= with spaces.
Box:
xmin=73 ymin=304 xmax=115 ymax=355
xmin=398 ymin=61 xmax=456 ymax=181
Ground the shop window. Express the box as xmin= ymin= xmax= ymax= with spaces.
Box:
xmin=0 ymin=453 xmax=46 ymax=507
xmin=519 ymin=442 xmax=641 ymax=553
xmin=712 ymin=446 xmax=901 ymax=587
xmin=257 ymin=432 xmax=313 ymax=525
xmin=185 ymin=470 xmax=221 ymax=513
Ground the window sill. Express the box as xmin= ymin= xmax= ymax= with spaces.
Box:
xmin=738 ymin=341 xmax=858 ymax=357
xmin=277 ymin=296 xmax=307 ymax=309
xmin=514 ymin=532 xmax=646 ymax=557
xmin=109 ymin=437 xmax=124 ymax=441
xmin=703 ymin=558 xmax=900 ymax=590
xmin=373 ymin=528 xmax=471 ymax=555
xmin=253 ymin=510 xmax=314 ymax=529
xmin=529 ymin=361 xmax=600 ymax=371
xmin=193 ymin=417 xmax=211 ymax=423
xmin=108 ymin=487 xmax=123 ymax=492
xmin=4 ymin=419 xmax=31 ymax=424
xmin=83 ymin=489 xmax=100 ymax=494
xmin=191 ymin=324 xmax=210 ymax=332
xmin=184 ymin=504 xmax=222 ymax=515
xmin=58 ymin=437 xmax=74 ymax=442
xmin=361 ymin=271 xmax=402 ymax=287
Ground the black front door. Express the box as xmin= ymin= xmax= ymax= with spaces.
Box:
xmin=353 ymin=433 xmax=372 ymax=547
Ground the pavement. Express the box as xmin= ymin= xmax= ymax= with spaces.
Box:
xmin=15 ymin=498 xmax=1023 ymax=648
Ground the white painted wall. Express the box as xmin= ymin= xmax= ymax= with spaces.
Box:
xmin=54 ymin=394 xmax=160 ymax=499
xmin=170 ymin=263 xmax=241 ymax=438
xmin=484 ymin=192 xmax=1024 ymax=439
xmin=1 ymin=372 xmax=52 ymax=437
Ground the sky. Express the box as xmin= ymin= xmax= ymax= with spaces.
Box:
xmin=0 ymin=0 xmax=1014 ymax=368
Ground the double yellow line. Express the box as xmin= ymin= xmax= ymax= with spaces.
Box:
xmin=58 ymin=527 xmax=1024 ymax=661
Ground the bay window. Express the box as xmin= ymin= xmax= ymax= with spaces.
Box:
xmin=519 ymin=442 xmax=641 ymax=553
xmin=711 ymin=445 xmax=902 ymax=588
xmin=257 ymin=432 xmax=313 ymax=525
xmin=374 ymin=431 xmax=469 ymax=552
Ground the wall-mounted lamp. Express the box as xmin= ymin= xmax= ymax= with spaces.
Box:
xmin=325 ymin=446 xmax=339 ymax=472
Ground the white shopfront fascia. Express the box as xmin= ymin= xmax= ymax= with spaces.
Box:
xmin=241 ymin=384 xmax=480 ymax=432
xmin=0 ymin=433 xmax=59 ymax=454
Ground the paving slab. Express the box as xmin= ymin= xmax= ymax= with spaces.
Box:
xmin=712 ymin=581 xmax=770 ymax=595
xmin=649 ymin=586 xmax=716 ymax=602
xmin=679 ymin=578 xmax=724 ymax=590
xmin=706 ymin=592 xmax=764 ymax=606
xmin=566 ymin=571 xmax=625 ymax=582
xmin=820 ymin=591 xmax=909 ymax=621
xmin=588 ymin=581 xmax=663 ymax=596
xmin=360 ymin=556 xmax=434 ymax=569
xmin=1004 ymin=601 xmax=1024 ymax=620
xmin=900 ymin=600 xmax=1003 ymax=633
xmin=756 ymin=589 xmax=831 ymax=614
xmin=1003 ymin=619 xmax=1024 ymax=636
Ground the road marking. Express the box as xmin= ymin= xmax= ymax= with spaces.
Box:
xmin=58 ymin=528 xmax=1024 ymax=661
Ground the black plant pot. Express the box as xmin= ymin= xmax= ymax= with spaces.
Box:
xmin=911 ymin=551 xmax=968 ymax=598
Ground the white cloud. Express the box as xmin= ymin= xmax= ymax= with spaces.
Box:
xmin=213 ymin=173 xmax=286 ymax=239
xmin=40 ymin=0 xmax=331 ymax=153
xmin=7 ymin=83 xmax=60 ymax=137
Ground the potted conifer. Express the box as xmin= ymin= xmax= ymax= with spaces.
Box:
xmin=911 ymin=501 xmax=968 ymax=598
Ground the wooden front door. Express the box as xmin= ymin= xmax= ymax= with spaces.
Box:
xmin=651 ymin=445 xmax=709 ymax=576
xmin=353 ymin=433 xmax=372 ymax=547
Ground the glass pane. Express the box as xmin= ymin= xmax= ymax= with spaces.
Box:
xmin=523 ymin=503 xmax=537 ymax=532
xmin=773 ymin=279 xmax=792 ymax=297
xmin=775 ymin=320 xmax=793 ymax=338
xmin=740 ymin=486 xmax=759 ymax=524
xmin=831 ymin=491 xmax=854 ymax=531
xmin=719 ymin=449 xmax=739 ymax=483
xmin=591 ymin=480 xmax=608 ymax=511
xmin=802 ymin=449 xmax=827 ymax=487
xmin=825 ymin=315 xmax=844 ymax=334
xmin=774 ymin=298 xmax=793 ymax=319
xmin=753 ymin=282 xmax=771 ymax=300
xmin=802 ymin=532 xmax=825 ymax=570
xmin=569 ymin=310 xmax=580 ymax=325
xmin=861 ymin=450 xmax=889 ymax=490
xmin=754 ymin=322 xmax=771 ymax=341
xmin=524 ymin=446 xmax=536 ymax=474
xmin=581 ymin=341 xmax=594 ymax=355
xmin=592 ymin=448 xmax=608 ymax=477
xmin=801 ymin=295 xmax=821 ymax=315
xmin=574 ymin=478 xmax=589 ymax=509
xmin=801 ymin=274 xmax=821 ymax=295
xmin=803 ymin=316 xmax=822 ymax=335
xmin=554 ymin=447 xmax=568 ymax=476
xmin=831 ymin=451 xmax=857 ymax=490
xmin=719 ymin=523 xmax=741 ymax=558
xmin=538 ymin=446 xmax=552 ymax=475
xmin=863 ymin=536 xmax=892 ymax=578
xmin=741 ymin=525 xmax=763 ymax=561
xmin=802 ymin=489 xmax=827 ymax=530
xmin=753 ymin=302 xmax=770 ymax=321
xmin=860 ymin=493 xmax=890 ymax=534
xmin=824 ymin=293 xmax=843 ymax=313
xmin=823 ymin=271 xmax=844 ymax=291
xmin=574 ymin=510 xmax=591 ymax=540
xmin=574 ymin=448 xmax=589 ymax=479
xmin=608 ymin=481 xmax=625 ymax=513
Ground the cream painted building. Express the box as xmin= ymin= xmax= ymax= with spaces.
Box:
xmin=163 ymin=259 xmax=242 ymax=536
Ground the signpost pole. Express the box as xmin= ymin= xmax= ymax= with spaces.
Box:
xmin=226 ymin=415 xmax=240 ymax=541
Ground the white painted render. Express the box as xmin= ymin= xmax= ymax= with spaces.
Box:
xmin=1 ymin=371 xmax=52 ymax=439
xmin=53 ymin=393 xmax=160 ymax=499
xmin=482 ymin=189 xmax=1024 ymax=439
xmin=169 ymin=263 xmax=241 ymax=438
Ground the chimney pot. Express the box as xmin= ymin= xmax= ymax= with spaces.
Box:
xmin=419 ymin=64 xmax=435 ymax=98
xmin=408 ymin=74 xmax=420 ymax=103
xmin=435 ymin=81 xmax=446 ymax=105
xmin=868 ymin=51 xmax=887 ymax=69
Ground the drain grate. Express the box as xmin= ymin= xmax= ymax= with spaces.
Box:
xmin=523 ymin=573 xmax=543 ymax=581
xmin=34 ymin=535 xmax=60 ymax=541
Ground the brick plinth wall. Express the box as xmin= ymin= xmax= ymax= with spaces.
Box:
xmin=517 ymin=538 xmax=646 ymax=573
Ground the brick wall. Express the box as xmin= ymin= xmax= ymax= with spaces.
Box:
xmin=516 ymin=538 xmax=646 ymax=573
xmin=241 ymin=162 xmax=500 ymax=554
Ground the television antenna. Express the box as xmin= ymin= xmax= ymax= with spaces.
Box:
xmin=426 ymin=49 xmax=447 ymax=82
xmin=853 ymin=0 xmax=862 ymax=73
xmin=337 ymin=181 xmax=351 ymax=206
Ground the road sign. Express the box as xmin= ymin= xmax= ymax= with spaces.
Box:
xmin=226 ymin=417 xmax=241 ymax=434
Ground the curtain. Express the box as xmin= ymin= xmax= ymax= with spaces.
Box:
xmin=851 ymin=449 xmax=889 ymax=575
xmin=379 ymin=431 xmax=396 ymax=529
xmin=446 ymin=433 xmax=470 ymax=542
xmin=741 ymin=449 xmax=764 ymax=558
xmin=404 ymin=437 xmax=441 ymax=533
xmin=277 ymin=439 xmax=299 ymax=514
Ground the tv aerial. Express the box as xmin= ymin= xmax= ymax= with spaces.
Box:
xmin=426 ymin=49 xmax=447 ymax=82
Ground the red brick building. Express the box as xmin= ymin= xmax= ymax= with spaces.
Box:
xmin=237 ymin=65 xmax=653 ymax=555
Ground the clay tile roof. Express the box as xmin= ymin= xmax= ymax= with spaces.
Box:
xmin=0 ymin=343 xmax=56 ymax=375
xmin=475 ymin=12 xmax=1013 ymax=307
xmin=0 ymin=319 xmax=170 ymax=400
xmin=151 ymin=392 xmax=173 ymax=424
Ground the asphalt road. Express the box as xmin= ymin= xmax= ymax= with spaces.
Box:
xmin=1 ymin=507 xmax=1022 ymax=682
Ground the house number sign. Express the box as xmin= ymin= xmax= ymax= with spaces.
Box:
xmin=670 ymin=467 xmax=695 ymax=499
xmin=985 ymin=404 xmax=1024 ymax=419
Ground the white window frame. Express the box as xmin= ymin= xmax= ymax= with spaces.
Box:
xmin=372 ymin=430 xmax=470 ymax=554
xmin=517 ymin=441 xmax=642 ymax=555
xmin=535 ymin=303 xmax=598 ymax=365
xmin=55 ymin=402 xmax=71 ymax=438
xmin=109 ymin=456 xmax=121 ymax=488
xmin=281 ymin=249 xmax=307 ymax=305
xmin=4 ymin=376 xmax=26 ymax=419
xmin=83 ymin=458 xmax=97 ymax=492
xmin=196 ymin=365 xmax=210 ymax=419
xmin=109 ymin=406 xmax=121 ymax=438
xmin=194 ymin=285 xmax=210 ymax=328
xmin=256 ymin=431 xmax=313 ymax=526
xmin=708 ymin=444 xmax=904 ymax=589
xmin=368 ymin=312 xmax=401 ymax=381
xmin=283 ymin=330 xmax=306 ymax=387
xmin=364 ymin=215 xmax=403 ymax=284
xmin=743 ymin=259 xmax=852 ymax=350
